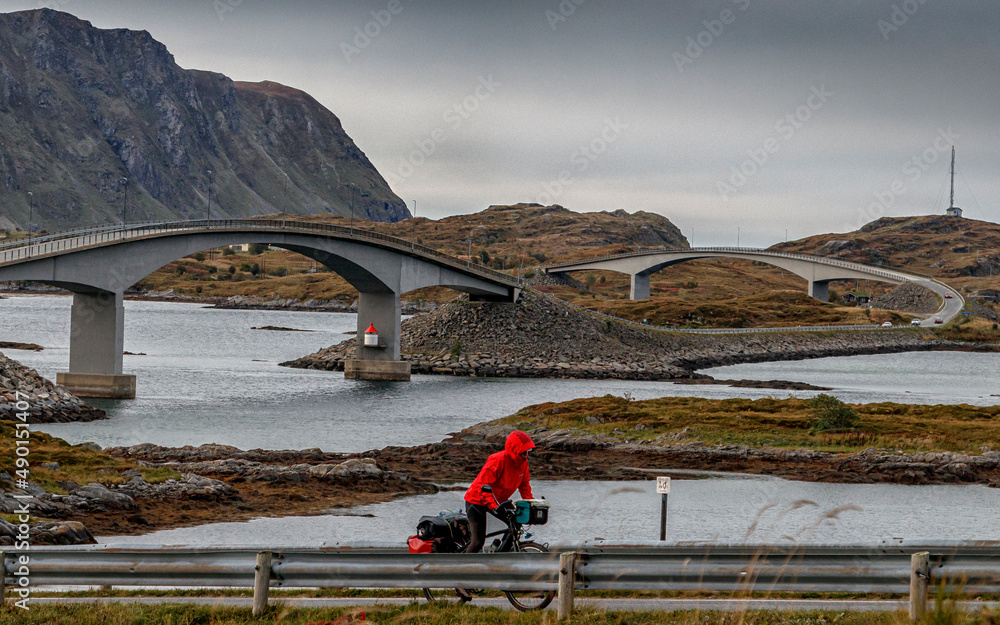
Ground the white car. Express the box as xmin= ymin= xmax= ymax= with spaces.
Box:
xmin=911 ymin=318 xmax=921 ymax=326
xmin=881 ymin=321 xmax=892 ymax=327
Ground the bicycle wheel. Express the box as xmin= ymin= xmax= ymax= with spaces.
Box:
xmin=422 ymin=587 xmax=471 ymax=604
xmin=503 ymin=541 xmax=556 ymax=611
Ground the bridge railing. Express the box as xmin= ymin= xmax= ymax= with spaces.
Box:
xmin=0 ymin=218 xmax=520 ymax=288
xmin=542 ymin=246 xmax=933 ymax=283
xmin=4 ymin=540 xmax=996 ymax=616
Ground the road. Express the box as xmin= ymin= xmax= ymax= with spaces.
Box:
xmin=909 ymin=278 xmax=965 ymax=326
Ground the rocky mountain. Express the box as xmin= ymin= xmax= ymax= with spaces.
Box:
xmin=0 ymin=9 xmax=408 ymax=233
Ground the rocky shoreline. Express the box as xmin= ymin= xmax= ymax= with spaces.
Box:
xmin=0 ymin=442 xmax=437 ymax=545
xmin=370 ymin=421 xmax=1000 ymax=488
xmin=282 ymin=289 xmax=973 ymax=379
xmin=0 ymin=352 xmax=106 ymax=423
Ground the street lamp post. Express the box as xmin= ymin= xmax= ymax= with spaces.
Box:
xmin=206 ymin=169 xmax=213 ymax=222
xmin=26 ymin=191 xmax=33 ymax=253
xmin=468 ymin=225 xmax=486 ymax=265
xmin=121 ymin=177 xmax=128 ymax=227
xmin=737 ymin=227 xmax=740 ymax=248
xmin=350 ymin=184 xmax=356 ymax=234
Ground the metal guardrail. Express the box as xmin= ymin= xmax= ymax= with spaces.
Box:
xmin=4 ymin=541 xmax=1000 ymax=616
xmin=0 ymin=218 xmax=521 ymax=289
xmin=542 ymin=246 xmax=930 ymax=283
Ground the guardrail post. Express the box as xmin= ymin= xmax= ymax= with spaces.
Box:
xmin=253 ymin=550 xmax=272 ymax=616
xmin=909 ymin=551 xmax=930 ymax=620
xmin=1 ymin=550 xmax=5 ymax=602
xmin=557 ymin=551 xmax=577 ymax=621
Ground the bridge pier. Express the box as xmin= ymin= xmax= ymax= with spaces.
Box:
xmin=808 ymin=280 xmax=830 ymax=302
xmin=630 ymin=272 xmax=651 ymax=300
xmin=56 ymin=290 xmax=136 ymax=399
xmin=344 ymin=291 xmax=410 ymax=381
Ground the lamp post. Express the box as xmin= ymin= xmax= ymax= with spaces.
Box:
xmin=411 ymin=200 xmax=417 ymax=249
xmin=121 ymin=177 xmax=128 ymax=227
xmin=468 ymin=225 xmax=486 ymax=265
xmin=26 ymin=191 xmax=33 ymax=254
xmin=349 ymin=183 xmax=356 ymax=234
xmin=206 ymin=169 xmax=213 ymax=222
xmin=737 ymin=227 xmax=740 ymax=248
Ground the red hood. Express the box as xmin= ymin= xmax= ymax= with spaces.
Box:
xmin=505 ymin=430 xmax=535 ymax=459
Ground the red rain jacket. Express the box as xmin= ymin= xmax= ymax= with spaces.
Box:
xmin=464 ymin=430 xmax=535 ymax=509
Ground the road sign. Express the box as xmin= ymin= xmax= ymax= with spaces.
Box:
xmin=656 ymin=476 xmax=671 ymax=494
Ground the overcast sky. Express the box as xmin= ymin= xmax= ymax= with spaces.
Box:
xmin=8 ymin=0 xmax=1000 ymax=246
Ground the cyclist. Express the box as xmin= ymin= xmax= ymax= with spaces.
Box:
xmin=463 ymin=430 xmax=535 ymax=553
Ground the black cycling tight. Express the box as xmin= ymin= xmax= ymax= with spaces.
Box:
xmin=465 ymin=502 xmax=491 ymax=553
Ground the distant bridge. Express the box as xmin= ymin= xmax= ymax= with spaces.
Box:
xmin=543 ymin=247 xmax=947 ymax=302
xmin=0 ymin=219 xmax=520 ymax=397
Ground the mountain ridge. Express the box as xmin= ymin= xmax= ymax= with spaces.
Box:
xmin=0 ymin=8 xmax=408 ymax=231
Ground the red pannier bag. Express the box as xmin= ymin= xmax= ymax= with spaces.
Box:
xmin=408 ymin=535 xmax=434 ymax=554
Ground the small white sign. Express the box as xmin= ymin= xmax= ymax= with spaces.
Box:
xmin=656 ymin=476 xmax=671 ymax=494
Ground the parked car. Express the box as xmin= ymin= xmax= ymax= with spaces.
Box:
xmin=933 ymin=317 xmax=944 ymax=324
xmin=911 ymin=318 xmax=921 ymax=326
xmin=881 ymin=321 xmax=892 ymax=327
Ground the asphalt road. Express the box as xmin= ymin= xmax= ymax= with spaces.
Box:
xmin=910 ymin=278 xmax=965 ymax=326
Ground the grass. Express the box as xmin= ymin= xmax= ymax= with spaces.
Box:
xmin=0 ymin=602 xmax=910 ymax=625
xmin=498 ymin=395 xmax=1000 ymax=455
xmin=932 ymin=317 xmax=1000 ymax=343
xmin=9 ymin=601 xmax=1000 ymax=625
xmin=0 ymin=422 xmax=181 ymax=494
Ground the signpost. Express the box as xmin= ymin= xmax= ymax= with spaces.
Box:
xmin=656 ymin=477 xmax=671 ymax=540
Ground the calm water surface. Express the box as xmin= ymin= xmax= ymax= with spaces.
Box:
xmin=99 ymin=477 xmax=1000 ymax=545
xmin=4 ymin=295 xmax=1000 ymax=546
xmin=1 ymin=295 xmax=997 ymax=452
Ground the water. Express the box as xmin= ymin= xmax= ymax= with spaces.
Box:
xmin=4 ymin=294 xmax=1000 ymax=547
xmin=98 ymin=477 xmax=1000 ymax=545
xmin=1 ymin=294 xmax=998 ymax=452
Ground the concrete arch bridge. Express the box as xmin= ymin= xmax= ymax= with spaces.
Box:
xmin=543 ymin=247 xmax=943 ymax=302
xmin=0 ymin=219 xmax=521 ymax=397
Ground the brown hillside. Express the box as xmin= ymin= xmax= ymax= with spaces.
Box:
xmin=771 ymin=215 xmax=1000 ymax=296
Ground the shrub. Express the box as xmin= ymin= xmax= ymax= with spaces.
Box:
xmin=585 ymin=274 xmax=597 ymax=288
xmin=193 ymin=252 xmax=205 ymax=261
xmin=268 ymin=267 xmax=288 ymax=277
xmin=450 ymin=340 xmax=462 ymax=359
xmin=195 ymin=286 xmax=203 ymax=294
xmin=808 ymin=394 xmax=860 ymax=432
xmin=222 ymin=247 xmax=235 ymax=256
xmin=248 ymin=243 xmax=268 ymax=255
xmin=480 ymin=250 xmax=490 ymax=264
xmin=250 ymin=263 xmax=261 ymax=276
xmin=228 ymin=265 xmax=236 ymax=275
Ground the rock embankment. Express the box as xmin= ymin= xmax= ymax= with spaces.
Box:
xmin=282 ymin=289 xmax=957 ymax=379
xmin=871 ymin=282 xmax=940 ymax=314
xmin=0 ymin=352 xmax=106 ymax=423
